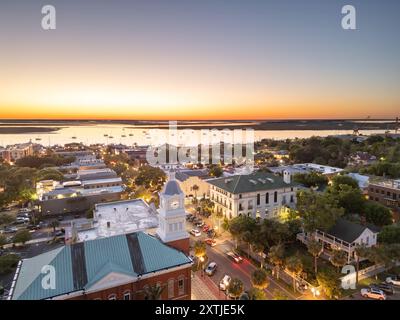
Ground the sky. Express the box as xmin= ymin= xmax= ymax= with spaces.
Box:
xmin=0 ymin=0 xmax=399 ymax=120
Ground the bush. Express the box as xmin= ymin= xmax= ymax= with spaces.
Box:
xmin=0 ymin=254 xmax=20 ymax=274
xmin=13 ymin=229 xmax=32 ymax=245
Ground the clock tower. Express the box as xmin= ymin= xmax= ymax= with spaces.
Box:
xmin=157 ymin=171 xmax=190 ymax=254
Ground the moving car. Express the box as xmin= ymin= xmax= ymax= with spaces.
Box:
xmin=361 ymin=288 xmax=386 ymax=300
xmin=195 ymin=221 xmax=205 ymax=228
xmin=385 ymin=275 xmax=400 ymax=286
xmin=204 ymin=238 xmax=217 ymax=247
xmin=190 ymin=229 xmax=201 ymax=237
xmin=219 ymin=275 xmax=231 ymax=291
xmin=204 ymin=262 xmax=217 ymax=276
xmin=226 ymin=251 xmax=243 ymax=263
xmin=202 ymin=225 xmax=210 ymax=232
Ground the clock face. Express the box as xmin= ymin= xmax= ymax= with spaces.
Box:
xmin=171 ymin=201 xmax=179 ymax=209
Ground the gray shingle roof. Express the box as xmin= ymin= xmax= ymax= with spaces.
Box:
xmin=207 ymin=172 xmax=297 ymax=194
xmin=327 ymin=218 xmax=380 ymax=243
xmin=162 ymin=180 xmax=183 ymax=196
xmin=11 ymin=232 xmax=191 ymax=300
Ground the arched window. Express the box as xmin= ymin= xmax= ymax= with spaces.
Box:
xmin=108 ymin=294 xmax=117 ymax=300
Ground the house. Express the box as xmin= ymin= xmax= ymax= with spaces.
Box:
xmin=348 ymin=152 xmax=377 ymax=166
xmin=175 ymin=169 xmax=211 ymax=200
xmin=8 ymin=231 xmax=192 ymax=300
xmin=368 ymin=179 xmax=400 ymax=213
xmin=297 ymin=218 xmax=380 ymax=263
xmin=0 ymin=143 xmax=34 ymax=163
xmin=207 ymin=171 xmax=298 ymax=220
xmin=269 ymin=163 xmax=344 ymax=178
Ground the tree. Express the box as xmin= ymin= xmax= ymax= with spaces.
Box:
xmin=354 ymin=245 xmax=370 ymax=284
xmin=193 ymin=240 xmax=206 ymax=269
xmin=209 ymin=164 xmax=223 ymax=177
xmin=242 ymin=288 xmax=266 ymax=300
xmin=49 ymin=220 xmax=60 ymax=233
xmin=0 ymin=234 xmax=7 ymax=249
xmin=378 ymin=224 xmax=400 ymax=244
xmin=268 ymin=244 xmax=285 ymax=280
xmin=144 ymin=284 xmax=165 ymax=300
xmin=307 ymin=240 xmax=323 ymax=274
xmin=316 ymin=269 xmax=340 ymax=299
xmin=227 ymin=278 xmax=244 ymax=300
xmin=285 ymin=255 xmax=303 ymax=291
xmin=13 ymin=229 xmax=32 ymax=245
xmin=330 ymin=250 xmax=347 ymax=272
xmin=134 ymin=165 xmax=166 ymax=191
xmin=328 ymin=184 xmax=365 ymax=215
xmin=273 ymin=289 xmax=288 ymax=300
xmin=296 ymin=190 xmax=344 ymax=233
xmin=251 ymin=269 xmax=269 ymax=291
xmin=293 ymin=172 xmax=328 ymax=189
xmin=192 ymin=184 xmax=199 ymax=199
xmin=35 ymin=168 xmax=64 ymax=182
xmin=330 ymin=175 xmax=359 ymax=191
xmin=364 ymin=201 xmax=392 ymax=226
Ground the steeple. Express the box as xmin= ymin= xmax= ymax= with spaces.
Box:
xmin=156 ymin=171 xmax=189 ymax=254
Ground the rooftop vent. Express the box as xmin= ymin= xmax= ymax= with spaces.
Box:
xmin=249 ymin=179 xmax=257 ymax=185
xmin=258 ymin=178 xmax=266 ymax=184
xmin=225 ymin=179 xmax=233 ymax=183
xmin=267 ymin=178 xmax=274 ymax=183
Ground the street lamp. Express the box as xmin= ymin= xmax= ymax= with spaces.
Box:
xmin=199 ymin=256 xmax=205 ymax=277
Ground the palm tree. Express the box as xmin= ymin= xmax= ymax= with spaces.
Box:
xmin=354 ymin=245 xmax=369 ymax=284
xmin=242 ymin=230 xmax=253 ymax=258
xmin=253 ymin=242 xmax=265 ymax=268
xmin=227 ymin=278 xmax=244 ymax=300
xmin=307 ymin=240 xmax=323 ymax=274
xmin=251 ymin=269 xmax=269 ymax=291
xmin=193 ymin=240 xmax=206 ymax=269
xmin=285 ymin=255 xmax=303 ymax=292
xmin=330 ymin=249 xmax=348 ymax=272
xmin=49 ymin=220 xmax=59 ymax=233
xmin=192 ymin=184 xmax=199 ymax=200
xmin=268 ymin=244 xmax=285 ymax=280
xmin=144 ymin=284 xmax=165 ymax=300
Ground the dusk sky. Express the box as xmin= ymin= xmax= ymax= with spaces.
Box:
xmin=0 ymin=0 xmax=399 ymax=120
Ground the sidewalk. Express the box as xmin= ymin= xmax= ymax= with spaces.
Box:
xmin=191 ymin=272 xmax=222 ymax=300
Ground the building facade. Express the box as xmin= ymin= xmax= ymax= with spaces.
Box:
xmin=368 ymin=179 xmax=400 ymax=213
xmin=208 ymin=171 xmax=298 ymax=220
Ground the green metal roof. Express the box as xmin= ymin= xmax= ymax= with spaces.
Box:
xmin=11 ymin=232 xmax=191 ymax=300
xmin=207 ymin=171 xmax=297 ymax=194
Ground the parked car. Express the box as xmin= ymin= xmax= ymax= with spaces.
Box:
xmin=385 ymin=275 xmax=400 ymax=286
xmin=207 ymin=229 xmax=216 ymax=238
xmin=204 ymin=262 xmax=217 ymax=276
xmin=186 ymin=214 xmax=194 ymax=221
xmin=195 ymin=221 xmax=205 ymax=228
xmin=19 ymin=208 xmax=31 ymax=213
xmin=190 ymin=229 xmax=201 ymax=237
xmin=219 ymin=275 xmax=231 ymax=291
xmin=202 ymin=225 xmax=210 ymax=232
xmin=370 ymin=283 xmax=394 ymax=295
xmin=3 ymin=226 xmax=18 ymax=233
xmin=57 ymin=216 xmax=64 ymax=221
xmin=188 ymin=215 xmax=196 ymax=222
xmin=204 ymin=238 xmax=217 ymax=247
xmin=361 ymin=288 xmax=386 ymax=300
xmin=16 ymin=217 xmax=29 ymax=222
xmin=226 ymin=251 xmax=243 ymax=263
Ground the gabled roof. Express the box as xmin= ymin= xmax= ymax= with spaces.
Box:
xmin=207 ymin=171 xmax=296 ymax=194
xmin=326 ymin=218 xmax=380 ymax=243
xmin=11 ymin=232 xmax=191 ymax=300
xmin=161 ymin=180 xmax=183 ymax=196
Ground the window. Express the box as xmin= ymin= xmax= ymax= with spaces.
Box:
xmin=248 ymin=200 xmax=253 ymax=210
xmin=274 ymin=191 xmax=278 ymax=203
xmin=168 ymin=279 xmax=174 ymax=298
xmin=239 ymin=194 xmax=242 ymax=199
xmin=239 ymin=202 xmax=243 ymax=211
xmin=178 ymin=277 xmax=185 ymax=295
xmin=123 ymin=292 xmax=131 ymax=300
xmin=265 ymin=192 xmax=269 ymax=204
xmin=290 ymin=195 xmax=294 ymax=203
xmin=108 ymin=294 xmax=117 ymax=300
xmin=256 ymin=194 xmax=260 ymax=206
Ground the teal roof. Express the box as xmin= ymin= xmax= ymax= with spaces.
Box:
xmin=11 ymin=232 xmax=191 ymax=300
xmin=208 ymin=171 xmax=297 ymax=194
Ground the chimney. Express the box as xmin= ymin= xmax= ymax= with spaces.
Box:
xmin=107 ymin=221 xmax=111 ymax=228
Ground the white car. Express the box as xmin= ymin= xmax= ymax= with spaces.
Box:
xmin=219 ymin=275 xmax=231 ymax=291
xmin=360 ymin=288 xmax=386 ymax=300
xmin=386 ymin=276 xmax=400 ymax=286
xmin=190 ymin=229 xmax=201 ymax=237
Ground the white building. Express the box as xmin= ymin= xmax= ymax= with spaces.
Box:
xmin=207 ymin=171 xmax=298 ymax=220
xmin=269 ymin=163 xmax=344 ymax=177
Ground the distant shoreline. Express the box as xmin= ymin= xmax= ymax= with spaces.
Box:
xmin=0 ymin=127 xmax=61 ymax=134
